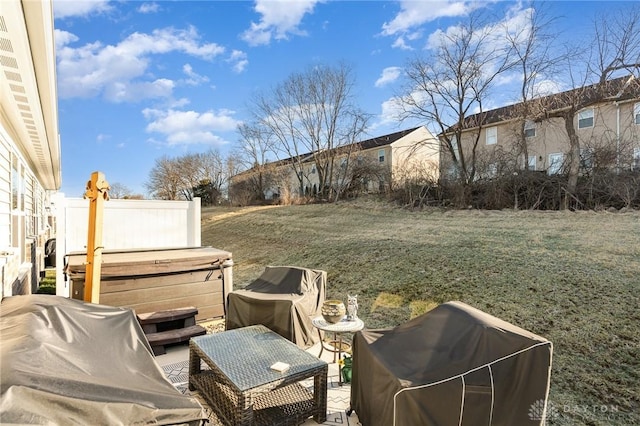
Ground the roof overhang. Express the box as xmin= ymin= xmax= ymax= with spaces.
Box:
xmin=0 ymin=0 xmax=61 ymax=190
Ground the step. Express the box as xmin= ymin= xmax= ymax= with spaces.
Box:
xmin=146 ymin=324 xmax=207 ymax=356
xmin=137 ymin=307 xmax=198 ymax=334
xmin=137 ymin=306 xmax=199 ymax=325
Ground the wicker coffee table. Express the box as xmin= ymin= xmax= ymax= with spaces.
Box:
xmin=189 ymin=325 xmax=328 ymax=425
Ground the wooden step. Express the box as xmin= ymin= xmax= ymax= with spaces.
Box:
xmin=146 ymin=324 xmax=206 ymax=356
xmin=137 ymin=306 xmax=198 ymax=334
xmin=137 ymin=306 xmax=198 ymax=325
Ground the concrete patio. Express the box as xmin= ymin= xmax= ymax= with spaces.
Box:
xmin=155 ymin=339 xmax=362 ymax=426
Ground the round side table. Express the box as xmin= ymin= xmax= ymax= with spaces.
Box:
xmin=311 ymin=316 xmax=364 ymax=386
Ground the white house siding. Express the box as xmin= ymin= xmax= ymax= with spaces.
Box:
xmin=0 ymin=126 xmax=53 ymax=297
xmin=0 ymin=136 xmax=11 ymax=248
xmin=0 ymin=0 xmax=60 ymax=299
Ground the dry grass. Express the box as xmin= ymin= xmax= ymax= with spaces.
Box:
xmin=201 ymin=200 xmax=640 ymax=425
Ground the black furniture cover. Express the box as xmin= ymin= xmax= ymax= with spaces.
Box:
xmin=350 ymin=301 xmax=553 ymax=426
xmin=0 ymin=295 xmax=207 ymax=425
xmin=226 ymin=266 xmax=326 ymax=349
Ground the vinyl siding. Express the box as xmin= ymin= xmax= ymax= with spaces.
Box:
xmin=0 ymin=136 xmax=11 ymax=248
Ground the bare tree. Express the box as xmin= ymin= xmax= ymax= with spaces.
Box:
xmin=537 ymin=6 xmax=640 ymax=207
xmin=191 ymin=150 xmax=228 ymax=205
xmin=234 ymin=122 xmax=276 ymax=201
xmin=395 ymin=13 xmax=516 ymax=204
xmin=200 ymin=149 xmax=227 ymax=196
xmin=108 ymin=182 xmax=133 ymax=199
xmin=175 ymin=153 xmax=204 ymax=201
xmin=248 ymin=63 xmax=370 ymax=199
xmin=502 ymin=3 xmax=565 ymax=170
xmin=145 ymin=156 xmax=183 ymax=200
xmin=146 ymin=150 xmax=228 ymax=203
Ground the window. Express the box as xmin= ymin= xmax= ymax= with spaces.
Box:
xmin=378 ymin=149 xmax=385 ymax=163
xmin=635 ymin=103 xmax=640 ymax=125
xmin=486 ymin=126 xmax=497 ymax=145
xmin=311 ymin=164 xmax=316 ymax=174
xmin=580 ymin=148 xmax=594 ymax=171
xmin=527 ymin=155 xmax=537 ymax=171
xmin=524 ymin=120 xmax=536 ymax=138
xmin=487 ymin=163 xmax=498 ymax=178
xmin=548 ymin=153 xmax=564 ymax=175
xmin=340 ymin=158 xmax=347 ymax=168
xmin=578 ymin=108 xmax=594 ymax=129
xmin=633 ymin=147 xmax=640 ymax=170
xmin=11 ymin=155 xmax=19 ymax=210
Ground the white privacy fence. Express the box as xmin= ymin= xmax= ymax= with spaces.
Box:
xmin=54 ymin=196 xmax=201 ymax=297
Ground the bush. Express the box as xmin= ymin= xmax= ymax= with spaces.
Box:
xmin=36 ymin=285 xmax=56 ymax=295
xmin=420 ymin=170 xmax=640 ymax=210
xmin=37 ymin=275 xmax=56 ymax=295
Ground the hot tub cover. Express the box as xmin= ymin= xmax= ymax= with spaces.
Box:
xmin=350 ymin=301 xmax=553 ymax=426
xmin=0 ymin=295 xmax=206 ymax=425
xmin=65 ymin=246 xmax=232 ymax=278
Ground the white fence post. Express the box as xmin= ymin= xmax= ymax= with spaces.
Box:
xmin=188 ymin=197 xmax=201 ymax=247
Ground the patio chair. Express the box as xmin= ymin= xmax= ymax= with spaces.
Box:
xmin=226 ymin=266 xmax=326 ymax=349
xmin=349 ymin=301 xmax=553 ymax=426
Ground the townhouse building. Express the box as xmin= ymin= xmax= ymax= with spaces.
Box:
xmin=440 ymin=76 xmax=640 ymax=179
xmin=231 ymin=126 xmax=440 ymax=202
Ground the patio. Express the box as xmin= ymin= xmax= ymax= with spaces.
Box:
xmin=155 ymin=329 xmax=362 ymax=426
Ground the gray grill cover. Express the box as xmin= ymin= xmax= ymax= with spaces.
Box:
xmin=0 ymin=295 xmax=206 ymax=425
xmin=226 ymin=266 xmax=326 ymax=349
xmin=351 ymin=301 xmax=552 ymax=426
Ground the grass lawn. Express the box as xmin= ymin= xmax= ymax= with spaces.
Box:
xmin=36 ymin=269 xmax=56 ymax=294
xmin=201 ymin=200 xmax=639 ymax=425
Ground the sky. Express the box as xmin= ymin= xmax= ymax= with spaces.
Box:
xmin=52 ymin=0 xmax=621 ymax=197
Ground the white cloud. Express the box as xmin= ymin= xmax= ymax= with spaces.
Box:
xmin=138 ymin=3 xmax=160 ymax=14
xmin=533 ymin=79 xmax=563 ymax=97
xmin=56 ymin=26 xmax=225 ymax=101
xmin=382 ymin=1 xmax=474 ymax=36
xmin=182 ymin=64 xmax=210 ymax=86
xmin=96 ymin=133 xmax=110 ymax=143
xmin=493 ymin=72 xmax=520 ymax=88
xmin=105 ymin=79 xmax=175 ymax=103
xmin=427 ymin=5 xmax=533 ymax=52
xmin=228 ymin=50 xmax=248 ymax=73
xmin=241 ymin=0 xmax=321 ymax=46
xmin=54 ymin=29 xmax=78 ymax=51
xmin=391 ymin=36 xmax=412 ymax=51
xmin=368 ymin=95 xmax=422 ymax=133
xmin=377 ymin=97 xmax=403 ymax=127
xmin=373 ymin=88 xmax=438 ymax=132
xmin=424 ymin=4 xmax=534 ymax=87
xmin=54 ymin=0 xmax=113 ymax=19
xmin=375 ymin=67 xmax=402 ymax=88
xmin=169 ymin=98 xmax=191 ymax=108
xmin=142 ymin=108 xmax=240 ymax=146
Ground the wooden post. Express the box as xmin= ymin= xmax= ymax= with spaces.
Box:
xmin=83 ymin=171 xmax=109 ymax=303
